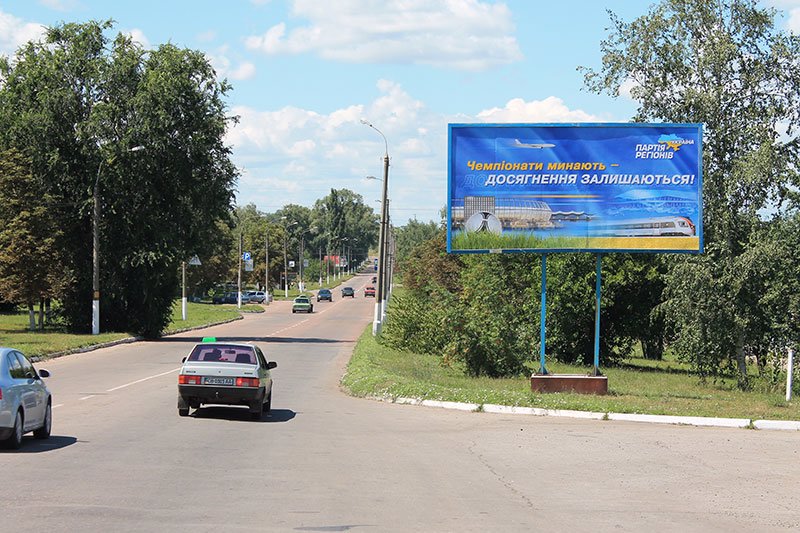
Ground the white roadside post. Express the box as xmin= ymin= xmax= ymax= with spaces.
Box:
xmin=181 ymin=255 xmax=202 ymax=320
xmin=787 ymin=346 xmax=795 ymax=402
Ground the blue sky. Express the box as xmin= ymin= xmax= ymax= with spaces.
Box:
xmin=1 ymin=0 xmax=798 ymax=225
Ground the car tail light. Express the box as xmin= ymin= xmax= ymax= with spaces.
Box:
xmin=0 ymin=388 xmax=3 ymax=400
xmin=235 ymin=377 xmax=259 ymax=387
xmin=178 ymin=374 xmax=202 ymax=385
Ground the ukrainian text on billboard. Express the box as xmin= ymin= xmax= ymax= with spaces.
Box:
xmin=447 ymin=123 xmax=703 ymax=254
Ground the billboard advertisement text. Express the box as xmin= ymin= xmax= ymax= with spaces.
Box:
xmin=447 ymin=123 xmax=703 ymax=254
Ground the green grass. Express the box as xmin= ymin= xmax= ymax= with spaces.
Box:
xmin=342 ymin=326 xmax=800 ymax=421
xmin=0 ymin=301 xmax=258 ymax=359
xmin=451 ymin=231 xmax=589 ymax=251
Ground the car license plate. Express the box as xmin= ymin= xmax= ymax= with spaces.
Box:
xmin=204 ymin=377 xmax=234 ymax=386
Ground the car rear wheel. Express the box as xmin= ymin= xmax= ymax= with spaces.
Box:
xmin=178 ymin=396 xmax=190 ymax=417
xmin=33 ymin=401 xmax=51 ymax=439
xmin=3 ymin=410 xmax=23 ymax=450
xmin=249 ymin=395 xmax=265 ymax=420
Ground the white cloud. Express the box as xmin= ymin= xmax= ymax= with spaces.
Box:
xmin=226 ymin=80 xmax=599 ymax=223
xmin=196 ymin=30 xmax=217 ymax=43
xmin=208 ymin=47 xmax=257 ymax=81
xmin=787 ymin=7 xmax=800 ymax=32
xmin=476 ymin=96 xmax=600 ymax=123
xmin=245 ymin=0 xmax=522 ymax=71
xmin=125 ymin=28 xmax=151 ymax=49
xmin=0 ymin=10 xmax=46 ymax=56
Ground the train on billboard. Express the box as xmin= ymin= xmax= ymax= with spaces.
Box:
xmin=447 ymin=123 xmax=703 ymax=254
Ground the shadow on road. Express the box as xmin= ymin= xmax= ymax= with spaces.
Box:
xmin=0 ymin=435 xmax=78 ymax=453
xmin=191 ymin=406 xmax=296 ymax=423
xmin=152 ymin=336 xmax=345 ymax=345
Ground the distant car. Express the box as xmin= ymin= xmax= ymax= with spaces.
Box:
xmin=247 ymin=291 xmax=266 ymax=304
xmin=220 ymin=292 xmax=250 ymax=304
xmin=341 ymin=286 xmax=355 ymax=298
xmin=0 ymin=348 xmax=52 ymax=449
xmin=316 ymin=288 xmax=332 ymax=302
xmin=364 ymin=285 xmax=376 ymax=297
xmin=292 ymin=295 xmax=314 ymax=313
xmin=178 ymin=341 xmax=276 ymax=420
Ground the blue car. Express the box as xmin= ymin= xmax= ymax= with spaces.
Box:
xmin=317 ymin=289 xmax=332 ymax=302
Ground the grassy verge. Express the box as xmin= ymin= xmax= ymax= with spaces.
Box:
xmin=0 ymin=301 xmax=261 ymax=359
xmin=342 ymin=325 xmax=800 ymax=421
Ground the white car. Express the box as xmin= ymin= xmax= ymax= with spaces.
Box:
xmin=177 ymin=340 xmax=276 ymax=419
xmin=247 ymin=291 xmax=267 ymax=303
xmin=0 ymin=348 xmax=52 ymax=449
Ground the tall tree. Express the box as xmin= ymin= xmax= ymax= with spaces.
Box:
xmin=0 ymin=149 xmax=66 ymax=330
xmin=0 ymin=21 xmax=237 ymax=337
xmin=582 ymin=0 xmax=800 ymax=384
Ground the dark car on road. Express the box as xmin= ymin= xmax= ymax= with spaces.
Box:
xmin=214 ymin=292 xmax=250 ymax=304
xmin=317 ymin=288 xmax=332 ymax=302
xmin=178 ymin=341 xmax=276 ymax=420
xmin=341 ymin=286 xmax=355 ymax=298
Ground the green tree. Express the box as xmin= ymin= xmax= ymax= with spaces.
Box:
xmin=394 ymin=217 xmax=440 ymax=271
xmin=0 ymin=149 xmax=67 ymax=330
xmin=582 ymin=0 xmax=800 ymax=385
xmin=0 ymin=21 xmax=237 ymax=337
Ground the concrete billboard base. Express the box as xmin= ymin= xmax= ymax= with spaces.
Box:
xmin=531 ymin=374 xmax=608 ymax=395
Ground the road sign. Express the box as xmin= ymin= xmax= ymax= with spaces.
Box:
xmin=188 ymin=255 xmax=202 ymax=266
xmin=303 ymin=259 xmax=309 ymax=268
xmin=242 ymin=251 xmax=251 ymax=261
xmin=289 ymin=260 xmax=295 ymax=268
xmin=244 ymin=259 xmax=254 ymax=271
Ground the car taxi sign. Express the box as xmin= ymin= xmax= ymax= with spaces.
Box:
xmin=201 ymin=337 xmax=217 ymax=343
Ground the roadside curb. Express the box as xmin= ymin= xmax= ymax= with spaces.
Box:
xmin=377 ymin=395 xmax=800 ymax=431
xmin=41 ymin=315 xmax=243 ymax=360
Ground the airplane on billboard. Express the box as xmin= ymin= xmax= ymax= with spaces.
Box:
xmin=513 ymin=139 xmax=555 ymax=149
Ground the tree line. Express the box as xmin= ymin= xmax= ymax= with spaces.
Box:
xmin=188 ymin=193 xmax=379 ymax=301
xmin=0 ymin=20 xmax=380 ymax=337
xmin=384 ymin=0 xmax=800 ymax=390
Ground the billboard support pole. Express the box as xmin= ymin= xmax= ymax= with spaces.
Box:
xmin=538 ymin=254 xmax=548 ymax=375
xmin=593 ymin=254 xmax=603 ymax=376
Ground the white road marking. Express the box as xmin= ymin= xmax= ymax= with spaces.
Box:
xmin=106 ymin=367 xmax=180 ymax=392
xmin=57 ymin=288 xmax=364 ymax=407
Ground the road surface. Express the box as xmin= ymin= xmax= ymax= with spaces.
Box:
xmin=2 ymin=273 xmax=799 ymax=532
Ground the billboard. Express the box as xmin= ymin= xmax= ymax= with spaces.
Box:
xmin=447 ymin=123 xmax=703 ymax=254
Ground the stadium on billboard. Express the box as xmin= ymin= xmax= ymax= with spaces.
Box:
xmin=447 ymin=123 xmax=703 ymax=254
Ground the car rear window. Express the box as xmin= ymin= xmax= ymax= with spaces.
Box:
xmin=187 ymin=344 xmax=255 ymax=364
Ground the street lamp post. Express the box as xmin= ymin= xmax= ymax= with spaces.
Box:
xmin=182 ymin=255 xmax=201 ymax=320
xmin=282 ymin=218 xmax=297 ymax=298
xmin=361 ymin=119 xmax=389 ymax=336
xmin=265 ymin=227 xmax=270 ymax=304
xmin=92 ymin=145 xmax=145 ymax=335
xmin=298 ymin=226 xmax=316 ymax=292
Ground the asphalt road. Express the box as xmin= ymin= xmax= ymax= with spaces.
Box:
xmin=2 ymin=273 xmax=799 ymax=532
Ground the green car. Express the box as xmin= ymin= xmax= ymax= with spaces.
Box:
xmin=292 ymin=295 xmax=314 ymax=313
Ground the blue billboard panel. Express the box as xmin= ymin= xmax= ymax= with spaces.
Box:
xmin=447 ymin=123 xmax=703 ymax=254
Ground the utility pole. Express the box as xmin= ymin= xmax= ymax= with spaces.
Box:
xmin=237 ymin=230 xmax=242 ymax=308
xmin=265 ymin=228 xmax=270 ymax=304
